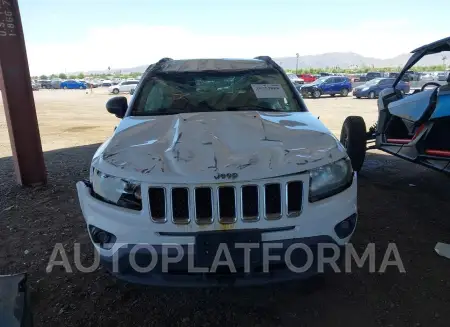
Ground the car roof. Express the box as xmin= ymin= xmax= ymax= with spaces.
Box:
xmin=158 ymin=58 xmax=270 ymax=73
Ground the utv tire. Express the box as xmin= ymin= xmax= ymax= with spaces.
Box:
xmin=340 ymin=116 xmax=367 ymax=172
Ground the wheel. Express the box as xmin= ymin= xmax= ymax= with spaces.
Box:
xmin=79 ymin=86 xmax=84 ymax=89
xmin=113 ymin=88 xmax=120 ymax=94
xmin=340 ymin=116 xmax=367 ymax=172
xmin=368 ymin=91 xmax=375 ymax=99
xmin=330 ymin=94 xmax=335 ymax=97
xmin=63 ymin=86 xmax=68 ymax=90
xmin=340 ymin=88 xmax=349 ymax=97
xmin=312 ymin=89 xmax=321 ymax=98
xmin=356 ymin=96 xmax=361 ymax=99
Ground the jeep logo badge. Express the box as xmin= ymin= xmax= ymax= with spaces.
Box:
xmin=214 ymin=173 xmax=238 ymax=180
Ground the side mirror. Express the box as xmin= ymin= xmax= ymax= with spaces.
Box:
xmin=106 ymin=96 xmax=128 ymax=118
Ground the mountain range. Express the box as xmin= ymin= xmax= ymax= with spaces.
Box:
xmin=85 ymin=51 xmax=450 ymax=74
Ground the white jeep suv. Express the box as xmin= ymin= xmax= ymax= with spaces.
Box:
xmin=76 ymin=57 xmax=357 ymax=287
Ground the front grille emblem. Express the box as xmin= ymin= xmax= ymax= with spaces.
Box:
xmin=214 ymin=173 xmax=238 ymax=180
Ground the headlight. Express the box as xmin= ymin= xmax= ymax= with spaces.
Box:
xmin=91 ymin=168 xmax=142 ymax=210
xmin=309 ymin=158 xmax=353 ymax=202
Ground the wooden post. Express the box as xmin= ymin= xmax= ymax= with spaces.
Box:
xmin=0 ymin=0 xmax=47 ymax=185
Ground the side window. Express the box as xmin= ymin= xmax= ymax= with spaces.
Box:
xmin=123 ymin=82 xmax=130 ymax=86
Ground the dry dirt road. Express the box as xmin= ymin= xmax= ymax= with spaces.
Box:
xmin=1 ymin=90 xmax=450 ymax=327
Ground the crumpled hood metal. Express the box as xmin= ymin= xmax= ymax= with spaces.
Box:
xmin=96 ymin=111 xmax=346 ymax=183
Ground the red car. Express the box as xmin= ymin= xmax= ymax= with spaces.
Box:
xmin=298 ymin=74 xmax=316 ymax=83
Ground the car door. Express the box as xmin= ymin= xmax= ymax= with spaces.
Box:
xmin=118 ymin=82 xmax=127 ymax=92
xmin=320 ymin=78 xmax=334 ymax=94
xmin=328 ymin=77 xmax=340 ymax=93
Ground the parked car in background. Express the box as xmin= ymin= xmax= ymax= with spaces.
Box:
xmin=420 ymin=73 xmax=435 ymax=82
xmin=31 ymin=81 xmax=40 ymax=91
xmin=388 ymin=72 xmax=400 ymax=78
xmin=108 ymin=80 xmax=139 ymax=94
xmin=358 ymin=72 xmax=382 ymax=82
xmin=353 ymin=78 xmax=410 ymax=99
xmin=286 ymin=73 xmax=304 ymax=84
xmin=38 ymin=80 xmax=52 ymax=89
xmin=60 ymin=80 xmax=87 ymax=89
xmin=102 ymin=80 xmax=112 ymax=87
xmin=299 ymin=74 xmax=316 ymax=83
xmin=299 ymin=76 xmax=352 ymax=98
xmin=51 ymin=79 xmax=62 ymax=89
xmin=437 ymin=71 xmax=449 ymax=81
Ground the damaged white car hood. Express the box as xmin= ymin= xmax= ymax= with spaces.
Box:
xmin=94 ymin=111 xmax=347 ymax=183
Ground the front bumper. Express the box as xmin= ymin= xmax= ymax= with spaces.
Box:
xmin=99 ymin=235 xmax=350 ymax=287
xmin=353 ymin=89 xmax=369 ymax=97
xmin=76 ymin=173 xmax=357 ymax=286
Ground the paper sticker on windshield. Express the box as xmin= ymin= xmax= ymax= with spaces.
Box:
xmin=251 ymin=84 xmax=287 ymax=99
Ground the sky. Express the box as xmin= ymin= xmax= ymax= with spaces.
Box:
xmin=18 ymin=0 xmax=450 ymax=75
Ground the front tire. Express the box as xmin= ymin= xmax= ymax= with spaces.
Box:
xmin=340 ymin=116 xmax=367 ymax=172
xmin=368 ymin=91 xmax=375 ymax=99
xmin=113 ymin=88 xmax=119 ymax=94
xmin=63 ymin=86 xmax=68 ymax=90
xmin=312 ymin=89 xmax=321 ymax=98
xmin=340 ymin=88 xmax=349 ymax=97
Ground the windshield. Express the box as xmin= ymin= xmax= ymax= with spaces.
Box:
xmin=131 ymin=68 xmax=305 ymax=116
xmin=364 ymin=78 xmax=382 ymax=86
xmin=310 ymin=77 xmax=328 ymax=84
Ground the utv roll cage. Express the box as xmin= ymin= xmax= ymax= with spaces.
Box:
xmin=393 ymin=36 xmax=450 ymax=88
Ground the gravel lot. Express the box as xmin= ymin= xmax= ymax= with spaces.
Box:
xmin=1 ymin=89 xmax=450 ymax=327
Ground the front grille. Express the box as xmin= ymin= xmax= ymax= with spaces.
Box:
xmin=148 ymin=180 xmax=303 ymax=224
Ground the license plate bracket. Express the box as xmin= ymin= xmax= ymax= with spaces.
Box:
xmin=196 ymin=230 xmax=262 ymax=270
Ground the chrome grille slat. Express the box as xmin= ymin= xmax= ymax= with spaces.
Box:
xmin=264 ymin=183 xmax=282 ymax=220
xmin=194 ymin=187 xmax=213 ymax=225
xmin=147 ymin=179 xmax=303 ymax=224
xmin=241 ymin=185 xmax=259 ymax=221
xmin=218 ymin=186 xmax=237 ymax=224
xmin=149 ymin=187 xmax=167 ymax=223
xmin=171 ymin=187 xmax=190 ymax=224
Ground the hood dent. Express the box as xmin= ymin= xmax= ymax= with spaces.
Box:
xmin=100 ymin=112 xmax=343 ymax=182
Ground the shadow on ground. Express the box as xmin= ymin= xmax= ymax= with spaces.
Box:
xmin=1 ymin=145 xmax=450 ymax=327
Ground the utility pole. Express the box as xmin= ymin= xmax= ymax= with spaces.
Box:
xmin=296 ymin=53 xmax=299 ymax=74
xmin=442 ymin=55 xmax=447 ymax=69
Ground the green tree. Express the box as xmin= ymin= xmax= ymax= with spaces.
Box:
xmin=39 ymin=75 xmax=48 ymax=80
xmin=77 ymin=72 xmax=85 ymax=79
xmin=68 ymin=75 xmax=77 ymax=79
xmin=58 ymin=73 xmax=67 ymax=79
xmin=49 ymin=74 xmax=57 ymax=79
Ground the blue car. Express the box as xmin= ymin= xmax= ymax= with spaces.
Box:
xmin=353 ymin=78 xmax=410 ymax=99
xmin=298 ymin=76 xmax=352 ymax=98
xmin=341 ymin=36 xmax=450 ymax=175
xmin=60 ymin=80 xmax=87 ymax=90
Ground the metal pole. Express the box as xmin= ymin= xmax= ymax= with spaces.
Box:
xmin=296 ymin=53 xmax=299 ymax=74
xmin=0 ymin=0 xmax=47 ymax=185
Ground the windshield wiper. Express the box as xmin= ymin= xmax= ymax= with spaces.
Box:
xmin=225 ymin=106 xmax=283 ymax=112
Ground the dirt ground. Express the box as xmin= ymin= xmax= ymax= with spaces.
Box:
xmin=1 ymin=89 xmax=450 ymax=327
